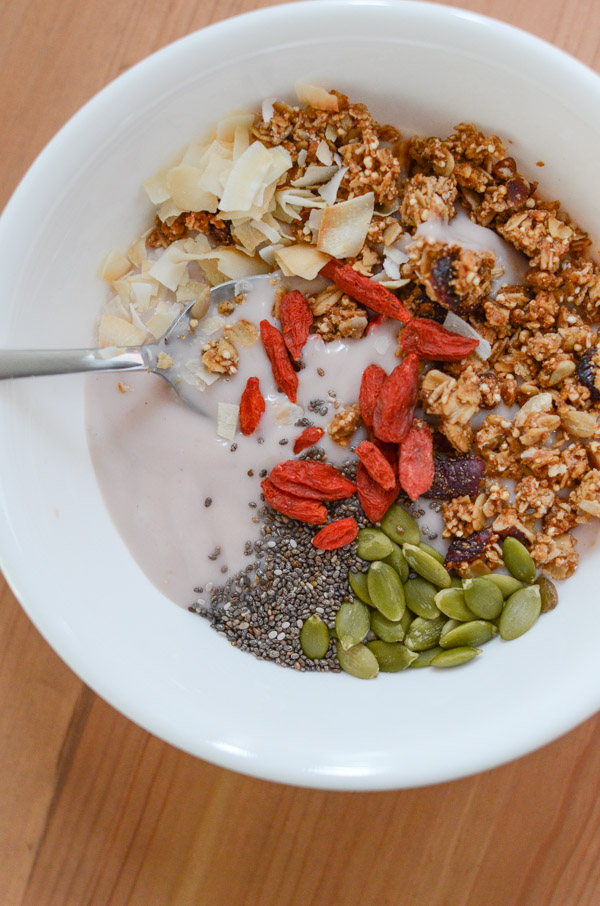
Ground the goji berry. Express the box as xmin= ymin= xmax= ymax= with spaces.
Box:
xmin=372 ymin=353 xmax=419 ymax=443
xmin=239 ymin=376 xmax=265 ymax=436
xmin=399 ymin=318 xmax=479 ymax=361
xmin=355 ymin=440 xmax=396 ymax=491
xmin=359 ymin=364 xmax=387 ymax=429
xmin=261 ymin=478 xmax=327 ymax=525
xmin=356 ymin=462 xmax=398 ymax=523
xmin=293 ymin=425 xmax=325 ymax=454
xmin=320 ymin=260 xmax=411 ymax=324
xmin=269 ymin=460 xmax=356 ymax=501
xmin=279 ymin=290 xmax=313 ymax=361
xmin=398 ymin=420 xmax=434 ymax=501
xmin=260 ymin=319 xmax=298 ymax=403
xmin=312 ymin=517 xmax=359 ymax=550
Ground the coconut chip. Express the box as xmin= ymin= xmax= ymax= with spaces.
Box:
xmin=317 ymin=192 xmax=374 ymax=259
xmin=166 ymin=164 xmax=219 ymax=212
xmin=318 ymin=166 xmax=348 ymax=207
xmin=98 ymin=315 xmax=146 ymax=348
xmin=261 ymin=97 xmax=276 ymax=123
xmin=295 ymin=81 xmax=339 ymax=112
xmin=443 ymin=311 xmax=492 ymax=360
xmin=217 ymin=402 xmax=239 ymax=441
xmin=100 ymin=249 xmax=132 ymax=282
xmin=291 ymin=165 xmax=338 ymax=189
xmin=274 ymin=244 xmax=331 ymax=280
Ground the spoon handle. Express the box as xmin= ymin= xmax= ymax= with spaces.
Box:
xmin=0 ymin=346 xmax=149 ymax=379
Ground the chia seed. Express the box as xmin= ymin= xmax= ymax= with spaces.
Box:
xmin=279 ymin=438 xmax=289 ymax=445
xmin=230 ymin=443 xmax=238 ymax=452
xmin=204 ymin=497 xmax=212 ymax=507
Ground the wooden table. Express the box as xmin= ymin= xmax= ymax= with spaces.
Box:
xmin=2 ymin=1 xmax=600 ymax=902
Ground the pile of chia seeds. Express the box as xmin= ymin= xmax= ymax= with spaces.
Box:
xmin=190 ymin=457 xmax=371 ymax=671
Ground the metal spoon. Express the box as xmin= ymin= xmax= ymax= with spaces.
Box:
xmin=0 ymin=274 xmax=272 ymax=413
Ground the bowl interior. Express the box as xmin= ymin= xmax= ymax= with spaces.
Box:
xmin=1 ymin=0 xmax=600 ymax=789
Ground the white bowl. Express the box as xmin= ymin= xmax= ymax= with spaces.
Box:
xmin=2 ymin=1 xmax=600 ymax=790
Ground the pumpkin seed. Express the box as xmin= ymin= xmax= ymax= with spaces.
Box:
xmin=400 ymin=609 xmax=413 ymax=634
xmin=402 ymin=543 xmax=452 ymax=588
xmin=367 ymin=561 xmax=406 ymax=621
xmin=431 ymin=647 xmax=482 ymax=667
xmin=335 ymin=600 xmax=370 ymax=650
xmin=348 ymin=570 xmax=374 ymax=606
xmin=463 ymin=577 xmax=504 ymax=620
xmin=380 ymin=503 xmax=421 ymax=546
xmin=439 ymin=619 xmax=498 ymax=648
xmin=450 ymin=576 xmax=463 ymax=588
xmin=434 ymin=587 xmax=476 ymax=621
xmin=336 ymin=641 xmax=379 ymax=679
xmin=499 ymin=585 xmax=541 ymax=640
xmin=383 ymin=541 xmax=409 ymax=582
xmin=439 ymin=618 xmax=460 ymax=638
xmin=419 ymin=541 xmax=445 ymax=564
xmin=409 ymin=646 xmax=444 ymax=668
xmin=370 ymin=610 xmax=406 ymax=643
xmin=404 ymin=577 xmax=441 ymax=620
xmin=502 ymin=536 xmax=536 ymax=583
xmin=537 ymin=574 xmax=559 ymax=613
xmin=299 ymin=615 xmax=330 ymax=659
xmin=357 ymin=528 xmax=394 ymax=561
xmin=405 ymin=615 xmax=447 ymax=651
xmin=367 ymin=641 xmax=418 ymax=672
xmin=481 ymin=573 xmax=523 ymax=598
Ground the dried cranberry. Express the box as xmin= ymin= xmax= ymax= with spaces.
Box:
xmin=423 ymin=455 xmax=485 ymax=501
xmin=445 ymin=528 xmax=493 ymax=566
xmin=429 ymin=256 xmax=461 ymax=312
xmin=577 ymin=346 xmax=600 ymax=401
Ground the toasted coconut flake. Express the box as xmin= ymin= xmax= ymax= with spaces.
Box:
xmin=127 ymin=238 xmax=148 ymax=269
xmin=200 ymin=248 xmax=270 ymax=280
xmin=274 ymin=244 xmax=331 ymax=279
xmin=232 ymin=221 xmax=268 ymax=253
xmin=156 ymin=199 xmax=184 ymax=223
xmin=143 ymin=170 xmax=171 ymax=205
xmin=216 ymin=112 xmax=255 ymax=142
xmin=318 ymin=166 xmax=348 ymax=206
xmin=220 ymin=142 xmax=285 ymax=213
xmin=129 ymin=304 xmax=148 ymax=338
xmin=100 ymin=249 xmax=132 ymax=282
xmin=261 ymin=97 xmax=276 ymax=123
xmin=217 ymin=402 xmax=239 ymax=441
xmin=198 ymin=145 xmax=234 ymax=196
xmin=98 ymin=315 xmax=146 ymax=348
xmin=232 ymin=124 xmax=251 ymax=160
xmin=295 ymin=81 xmax=339 ymax=111
xmin=291 ymin=165 xmax=338 ymax=189
xmin=176 ymin=279 xmax=209 ymax=305
xmin=166 ymin=164 xmax=219 ymax=212
xmin=275 ymin=187 xmax=327 ymax=220
xmin=316 ymin=140 xmax=333 ymax=166
xmin=382 ymin=254 xmax=401 ymax=281
xmin=443 ymin=312 xmax=492 ymax=360
xmin=200 ymin=315 xmax=226 ymax=336
xmin=317 ymin=192 xmax=374 ymax=259
xmin=273 ymin=400 xmax=304 ymax=425
xmin=146 ymin=301 xmax=182 ymax=339
xmin=258 ymin=243 xmax=284 ymax=265
xmin=149 ymin=241 xmax=189 ymax=291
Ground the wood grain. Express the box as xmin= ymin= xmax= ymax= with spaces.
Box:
xmin=2 ymin=1 xmax=600 ymax=903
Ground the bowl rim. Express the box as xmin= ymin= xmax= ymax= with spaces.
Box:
xmin=2 ymin=0 xmax=600 ymax=790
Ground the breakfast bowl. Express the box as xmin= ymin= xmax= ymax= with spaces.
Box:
xmin=2 ymin=0 xmax=600 ymax=790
